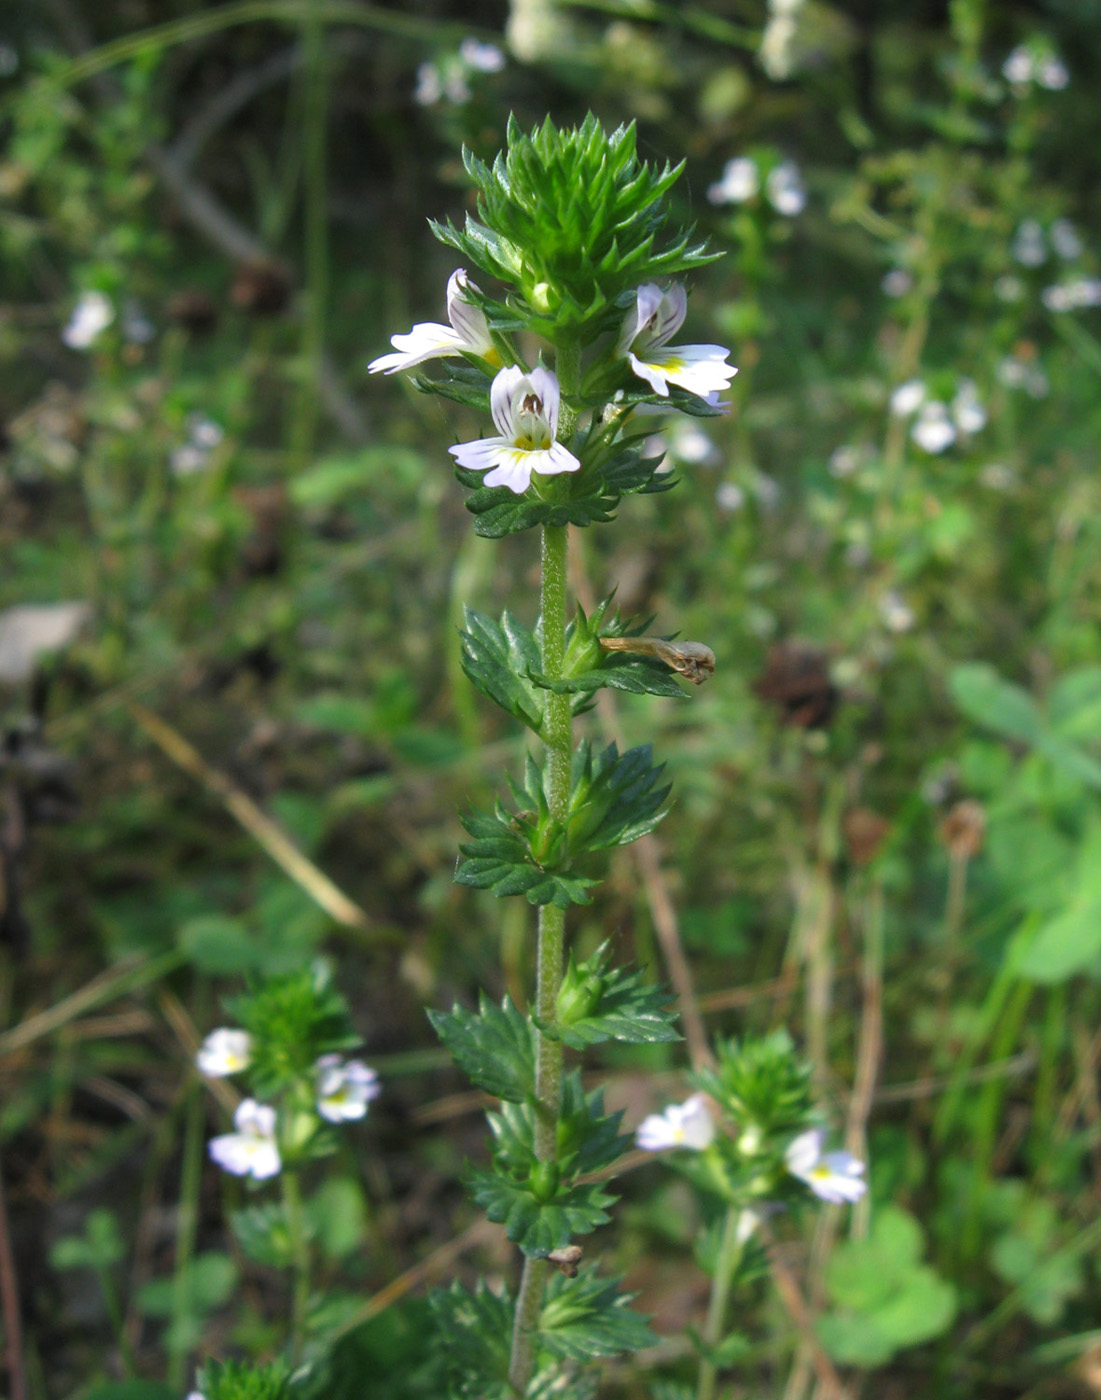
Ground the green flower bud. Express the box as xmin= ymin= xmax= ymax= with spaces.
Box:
xmin=530 ymin=281 xmax=554 ymax=315
xmin=528 ymin=1160 xmax=561 ymax=1202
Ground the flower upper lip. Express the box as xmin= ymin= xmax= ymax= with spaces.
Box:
xmin=619 ymin=283 xmax=737 ymax=399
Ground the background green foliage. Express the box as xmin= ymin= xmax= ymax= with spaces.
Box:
xmin=3 ymin=0 xmax=1101 ymax=1395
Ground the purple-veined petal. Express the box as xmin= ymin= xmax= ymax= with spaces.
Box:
xmin=489 ymin=364 xmax=529 ymax=438
xmin=446 ymin=268 xmax=496 ymax=357
xmin=526 ymin=365 xmax=561 ymax=438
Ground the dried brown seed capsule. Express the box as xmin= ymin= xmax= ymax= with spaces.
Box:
xmin=938 ymin=799 xmax=986 ymax=861
xmin=231 ymin=260 xmax=294 ymax=316
xmin=546 ymin=1245 xmax=583 ymax=1277
xmin=754 ymin=641 xmax=837 ymax=729
xmin=599 ymin=636 xmax=716 ymax=685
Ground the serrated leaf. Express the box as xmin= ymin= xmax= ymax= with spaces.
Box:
xmin=429 ymin=1280 xmax=513 ymax=1398
xmin=544 ymin=943 xmax=681 ymax=1048
xmin=410 ymin=358 xmax=494 ymax=410
xmin=486 ymin=1073 xmax=630 ymax=1179
xmin=540 ymin=1268 xmax=655 ymax=1360
xmin=567 ymin=741 xmax=670 ymax=852
xmin=460 ymin=607 xmax=546 ymax=733
xmin=428 ymin=994 xmax=535 ymax=1101
xmin=466 ymin=1168 xmax=616 ymax=1255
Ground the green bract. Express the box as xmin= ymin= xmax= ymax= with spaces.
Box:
xmin=432 ymin=113 xmax=719 ymax=342
xmin=697 ymin=1032 xmax=816 ymax=1141
xmin=226 ymin=966 xmax=360 ymax=1098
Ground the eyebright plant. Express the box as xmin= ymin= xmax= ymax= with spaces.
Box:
xmin=370 ymin=113 xmax=735 ymax=1398
xmin=194 ymin=965 xmax=378 ymax=1366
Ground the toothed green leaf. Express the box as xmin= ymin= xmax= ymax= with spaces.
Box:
xmin=428 ymin=994 xmax=535 ymax=1102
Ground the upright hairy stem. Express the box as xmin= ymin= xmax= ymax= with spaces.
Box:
xmin=508 ymin=342 xmax=580 ymax=1393
xmin=696 ymin=1205 xmax=745 ymax=1400
xmin=282 ymin=1168 xmax=310 ymax=1367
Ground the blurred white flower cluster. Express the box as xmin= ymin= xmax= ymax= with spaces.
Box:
xmin=414 ymin=37 xmax=505 ymax=107
xmin=708 ymin=155 xmax=806 ymax=216
xmin=170 ymin=415 xmax=225 ymax=477
xmin=1002 ymin=42 xmax=1069 ymax=92
xmin=889 ymin=378 xmax=986 ymax=454
xmin=196 ymin=1027 xmax=380 ymax=1180
xmin=759 ymin=0 xmax=806 ymax=81
xmin=62 ymin=291 xmax=114 ymax=350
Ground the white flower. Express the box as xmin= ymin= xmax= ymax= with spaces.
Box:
xmin=448 ymin=365 xmax=580 ymax=494
xmin=889 ymin=379 xmax=926 ymax=417
xmin=951 ymin=380 xmax=986 ymax=434
xmin=121 ymin=300 xmax=155 ymax=344
xmin=196 ymin=1028 xmax=252 ymax=1077
xmin=442 ymin=67 xmax=471 ymax=104
xmin=716 ymin=481 xmax=745 ymax=511
xmin=766 ymin=160 xmax=806 ymax=216
xmin=708 ymin=156 xmax=760 ymax=206
xmin=316 ymin=1055 xmax=381 ymax=1123
xmin=1036 ymin=55 xmax=1069 ymax=91
xmin=1002 ymin=46 xmax=1034 ymax=84
xmin=62 ymin=291 xmax=114 ymax=350
xmin=880 ymin=589 xmax=915 ymax=633
xmin=459 ymin=38 xmax=506 ymax=72
xmin=1050 ymin=218 xmax=1083 ymax=261
xmin=881 ymin=268 xmax=913 ymax=298
xmin=911 ymin=400 xmax=956 ymax=453
xmin=190 ymin=416 xmax=225 ymax=449
xmin=669 ymin=421 xmax=720 ymax=466
xmin=618 ymin=284 xmax=737 ymax=399
xmin=1042 ymin=277 xmax=1101 ymax=313
xmin=208 ymin=1099 xmax=281 ymax=1180
xmin=170 ymin=445 xmax=208 ymax=477
xmin=994 ymin=275 xmax=1024 ymax=303
xmin=760 ymin=13 xmax=799 ymax=80
xmin=828 ymin=444 xmax=863 ymax=479
xmin=636 ymin=1093 xmax=716 ymax=1152
xmin=369 ymin=269 xmax=497 ymax=374
xmin=785 ymin=1129 xmax=867 ymax=1204
xmin=1012 ymin=219 xmax=1047 ymax=268
xmin=413 ymin=61 xmax=442 ymax=106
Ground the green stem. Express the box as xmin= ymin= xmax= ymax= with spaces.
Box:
xmin=167 ymin=1079 xmax=205 ymax=1391
xmin=291 ymin=7 xmax=328 ymax=464
xmin=508 ymin=345 xmax=579 ymax=1395
xmin=282 ymin=1168 xmax=310 ymax=1367
xmin=696 ymin=1205 xmax=745 ymax=1400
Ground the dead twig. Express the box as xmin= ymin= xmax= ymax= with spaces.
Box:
xmin=127 ymin=698 xmax=369 ymax=930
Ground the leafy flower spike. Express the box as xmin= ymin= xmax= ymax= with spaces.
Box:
xmin=618 ymin=283 xmax=737 ymax=399
xmin=636 ymin=1093 xmax=717 ymax=1152
xmin=208 ymin=1099 xmax=281 ymax=1180
xmin=784 ymin=1129 xmax=867 ymax=1204
xmin=449 ymin=365 xmax=581 ymax=495
xmin=368 ymin=268 xmax=498 ymax=374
